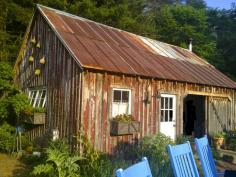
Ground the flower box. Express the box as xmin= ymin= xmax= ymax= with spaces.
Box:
xmin=110 ymin=120 xmax=140 ymax=136
xmin=24 ymin=112 xmax=45 ymax=125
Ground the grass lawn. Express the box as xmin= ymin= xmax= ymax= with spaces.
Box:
xmin=0 ymin=153 xmax=32 ymax=177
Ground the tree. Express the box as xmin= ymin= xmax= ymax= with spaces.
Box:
xmin=185 ymin=0 xmax=206 ymax=9
xmin=207 ymin=7 xmax=236 ymax=80
xmin=150 ymin=4 xmax=216 ymax=60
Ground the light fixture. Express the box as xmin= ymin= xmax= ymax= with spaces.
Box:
xmin=156 ymin=91 xmax=162 ymax=100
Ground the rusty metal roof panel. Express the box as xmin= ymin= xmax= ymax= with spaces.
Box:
xmin=37 ymin=5 xmax=236 ymax=89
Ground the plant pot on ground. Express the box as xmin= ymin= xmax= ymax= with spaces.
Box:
xmin=211 ymin=131 xmax=225 ymax=149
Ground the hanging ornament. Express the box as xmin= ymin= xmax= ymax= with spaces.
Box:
xmin=28 ymin=56 xmax=34 ymax=62
xmin=31 ymin=37 xmax=36 ymax=44
xmin=39 ymin=56 xmax=45 ymax=64
xmin=35 ymin=69 xmax=41 ymax=76
xmin=36 ymin=41 xmax=40 ymax=48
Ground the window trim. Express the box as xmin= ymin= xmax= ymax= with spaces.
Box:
xmin=112 ymin=88 xmax=132 ymax=117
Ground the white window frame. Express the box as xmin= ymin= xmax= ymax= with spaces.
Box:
xmin=160 ymin=94 xmax=176 ymax=122
xmin=112 ymin=88 xmax=131 ymax=117
xmin=28 ymin=88 xmax=47 ymax=108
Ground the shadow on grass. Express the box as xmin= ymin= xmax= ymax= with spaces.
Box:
xmin=11 ymin=154 xmax=43 ymax=177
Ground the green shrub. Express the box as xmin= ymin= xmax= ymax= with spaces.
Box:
xmin=140 ymin=133 xmax=174 ymax=177
xmin=77 ymin=133 xmax=119 ymax=177
xmin=0 ymin=122 xmax=32 ymax=153
xmin=32 ymin=140 xmax=82 ymax=177
xmin=0 ymin=123 xmax=15 ymax=153
xmin=175 ymin=135 xmax=194 ymax=144
xmin=225 ymin=130 xmax=236 ymax=151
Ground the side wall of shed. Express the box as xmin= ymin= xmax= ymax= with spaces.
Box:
xmin=82 ymin=70 xmax=236 ymax=154
xmin=15 ymin=12 xmax=83 ymax=145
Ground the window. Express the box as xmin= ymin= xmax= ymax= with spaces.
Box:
xmin=112 ymin=88 xmax=131 ymax=117
xmin=160 ymin=95 xmax=175 ymax=122
xmin=28 ymin=88 xmax=46 ymax=108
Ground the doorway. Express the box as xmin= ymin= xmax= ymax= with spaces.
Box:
xmin=183 ymin=95 xmax=206 ymax=138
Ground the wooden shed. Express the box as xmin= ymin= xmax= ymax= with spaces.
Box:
xmin=15 ymin=5 xmax=236 ymax=153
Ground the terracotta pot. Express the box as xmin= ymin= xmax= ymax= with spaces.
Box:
xmin=213 ymin=137 xmax=224 ymax=149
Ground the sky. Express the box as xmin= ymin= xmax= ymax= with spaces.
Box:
xmin=205 ymin=0 xmax=236 ymax=9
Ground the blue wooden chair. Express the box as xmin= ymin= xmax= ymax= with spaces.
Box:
xmin=116 ymin=157 xmax=152 ymax=177
xmin=167 ymin=142 xmax=200 ymax=177
xmin=194 ymin=135 xmax=236 ymax=177
xmin=195 ymin=135 xmax=223 ymax=177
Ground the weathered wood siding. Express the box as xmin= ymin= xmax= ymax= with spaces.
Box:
xmin=15 ymin=12 xmax=83 ymax=144
xmin=82 ymin=70 xmax=236 ymax=154
xmin=208 ymin=97 xmax=232 ymax=132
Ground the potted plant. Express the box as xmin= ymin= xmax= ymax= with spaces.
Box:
xmin=110 ymin=114 xmax=140 ymax=136
xmin=211 ymin=131 xmax=225 ymax=149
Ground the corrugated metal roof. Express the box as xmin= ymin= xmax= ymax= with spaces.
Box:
xmin=38 ymin=5 xmax=236 ymax=89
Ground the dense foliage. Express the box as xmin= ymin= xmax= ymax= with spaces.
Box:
xmin=141 ymin=133 xmax=174 ymax=177
xmin=33 ymin=140 xmax=82 ymax=177
xmin=30 ymin=133 xmax=174 ymax=177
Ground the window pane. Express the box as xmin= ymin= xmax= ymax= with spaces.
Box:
xmin=165 ymin=110 xmax=168 ymax=122
xmin=31 ymin=91 xmax=37 ymax=104
xmin=169 ymin=98 xmax=173 ymax=109
xmin=36 ymin=90 xmax=43 ymax=107
xmin=113 ymin=90 xmax=121 ymax=102
xmin=42 ymin=90 xmax=46 ymax=99
xmin=39 ymin=98 xmax=44 ymax=107
xmin=169 ymin=110 xmax=173 ymax=121
xmin=165 ymin=98 xmax=169 ymax=109
xmin=29 ymin=89 xmax=47 ymax=108
xmin=161 ymin=110 xmax=164 ymax=122
xmin=122 ymin=91 xmax=129 ymax=103
xmin=161 ymin=97 xmax=164 ymax=109
xmin=112 ymin=89 xmax=131 ymax=117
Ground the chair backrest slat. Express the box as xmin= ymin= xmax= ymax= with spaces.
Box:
xmin=167 ymin=142 xmax=200 ymax=177
xmin=116 ymin=157 xmax=153 ymax=177
xmin=195 ymin=135 xmax=217 ymax=177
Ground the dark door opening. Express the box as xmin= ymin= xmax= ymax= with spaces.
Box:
xmin=183 ymin=95 xmax=206 ymax=138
